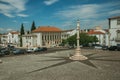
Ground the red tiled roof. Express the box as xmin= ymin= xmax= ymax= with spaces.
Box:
xmin=32 ymin=26 xmax=62 ymax=32
xmin=88 ymin=30 xmax=105 ymax=34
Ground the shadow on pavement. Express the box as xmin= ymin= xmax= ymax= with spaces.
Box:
xmin=28 ymin=53 xmax=120 ymax=74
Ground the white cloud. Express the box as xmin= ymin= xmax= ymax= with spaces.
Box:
xmin=55 ymin=4 xmax=101 ymax=20
xmin=109 ymin=10 xmax=120 ymax=15
xmin=13 ymin=20 xmax=17 ymax=23
xmin=3 ymin=13 xmax=14 ymax=18
xmin=0 ymin=28 xmax=13 ymax=33
xmin=55 ymin=1 xmax=120 ymax=29
xmin=7 ymin=28 xmax=13 ymax=31
xmin=0 ymin=0 xmax=28 ymax=17
xmin=17 ymin=14 xmax=29 ymax=17
xmin=44 ymin=0 xmax=59 ymax=5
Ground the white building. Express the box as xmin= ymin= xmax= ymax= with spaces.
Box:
xmin=108 ymin=16 xmax=120 ymax=46
xmin=88 ymin=27 xmax=109 ymax=46
xmin=22 ymin=26 xmax=62 ymax=48
xmin=0 ymin=34 xmax=8 ymax=46
xmin=8 ymin=31 xmax=19 ymax=44
xmin=22 ymin=34 xmax=37 ymax=48
xmin=0 ymin=31 xmax=20 ymax=47
xmin=61 ymin=29 xmax=76 ymax=40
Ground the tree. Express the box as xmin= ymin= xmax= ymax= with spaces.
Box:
xmin=20 ymin=23 xmax=25 ymax=47
xmin=65 ymin=33 xmax=98 ymax=47
xmin=20 ymin=23 xmax=25 ymax=35
xmin=79 ymin=33 xmax=89 ymax=46
xmin=92 ymin=36 xmax=98 ymax=44
xmin=31 ymin=21 xmax=36 ymax=31
xmin=60 ymin=39 xmax=68 ymax=46
xmin=67 ymin=34 xmax=77 ymax=46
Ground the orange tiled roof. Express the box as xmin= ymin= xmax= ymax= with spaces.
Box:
xmin=32 ymin=26 xmax=62 ymax=32
xmin=88 ymin=30 xmax=105 ymax=34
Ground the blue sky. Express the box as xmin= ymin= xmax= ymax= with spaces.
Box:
xmin=0 ymin=0 xmax=120 ymax=33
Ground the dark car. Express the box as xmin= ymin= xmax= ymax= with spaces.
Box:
xmin=108 ymin=46 xmax=117 ymax=51
xmin=41 ymin=47 xmax=47 ymax=51
xmin=0 ymin=48 xmax=5 ymax=56
xmin=13 ymin=49 xmax=25 ymax=55
xmin=117 ymin=44 xmax=120 ymax=51
xmin=102 ymin=46 xmax=108 ymax=50
xmin=35 ymin=47 xmax=47 ymax=52
xmin=0 ymin=48 xmax=10 ymax=55
xmin=0 ymin=51 xmax=5 ymax=57
xmin=7 ymin=45 xmax=15 ymax=50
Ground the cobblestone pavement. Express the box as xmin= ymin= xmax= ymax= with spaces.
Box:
xmin=0 ymin=49 xmax=120 ymax=80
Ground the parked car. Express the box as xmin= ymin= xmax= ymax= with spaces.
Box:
xmin=41 ymin=47 xmax=47 ymax=51
xmin=94 ymin=45 xmax=102 ymax=49
xmin=0 ymin=52 xmax=4 ymax=57
xmin=26 ymin=48 xmax=34 ymax=53
xmin=13 ymin=49 xmax=25 ymax=55
xmin=34 ymin=47 xmax=41 ymax=52
xmin=108 ymin=46 xmax=117 ymax=51
xmin=34 ymin=47 xmax=47 ymax=52
xmin=102 ymin=46 xmax=108 ymax=50
xmin=0 ymin=50 xmax=5 ymax=57
xmin=7 ymin=45 xmax=15 ymax=50
xmin=0 ymin=48 xmax=10 ymax=55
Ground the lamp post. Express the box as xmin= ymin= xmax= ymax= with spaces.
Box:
xmin=69 ymin=20 xmax=88 ymax=60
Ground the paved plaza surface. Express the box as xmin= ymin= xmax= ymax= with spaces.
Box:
xmin=0 ymin=49 xmax=120 ymax=80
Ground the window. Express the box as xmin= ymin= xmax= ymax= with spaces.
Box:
xmin=117 ymin=19 xmax=120 ymax=25
xmin=117 ymin=30 xmax=120 ymax=38
xmin=12 ymin=34 xmax=14 ymax=38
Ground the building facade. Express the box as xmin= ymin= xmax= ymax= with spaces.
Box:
xmin=0 ymin=31 xmax=20 ymax=47
xmin=22 ymin=26 xmax=62 ymax=48
xmin=108 ymin=16 xmax=120 ymax=46
xmin=88 ymin=27 xmax=109 ymax=46
xmin=22 ymin=34 xmax=37 ymax=48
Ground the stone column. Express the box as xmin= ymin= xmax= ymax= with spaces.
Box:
xmin=69 ymin=20 xmax=88 ymax=60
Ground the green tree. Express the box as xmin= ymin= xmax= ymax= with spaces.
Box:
xmin=65 ymin=33 xmax=98 ymax=47
xmin=20 ymin=23 xmax=25 ymax=47
xmin=20 ymin=23 xmax=25 ymax=35
xmin=79 ymin=33 xmax=89 ymax=46
xmin=31 ymin=21 xmax=36 ymax=31
xmin=93 ymin=36 xmax=98 ymax=44
xmin=67 ymin=34 xmax=77 ymax=46
xmin=60 ymin=39 xmax=68 ymax=46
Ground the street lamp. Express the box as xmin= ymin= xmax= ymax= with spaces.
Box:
xmin=69 ymin=19 xmax=88 ymax=60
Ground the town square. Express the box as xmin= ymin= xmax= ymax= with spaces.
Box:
xmin=0 ymin=48 xmax=120 ymax=80
xmin=0 ymin=0 xmax=120 ymax=80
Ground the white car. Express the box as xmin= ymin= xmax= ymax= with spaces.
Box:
xmin=26 ymin=48 xmax=34 ymax=53
xmin=94 ymin=45 xmax=102 ymax=49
